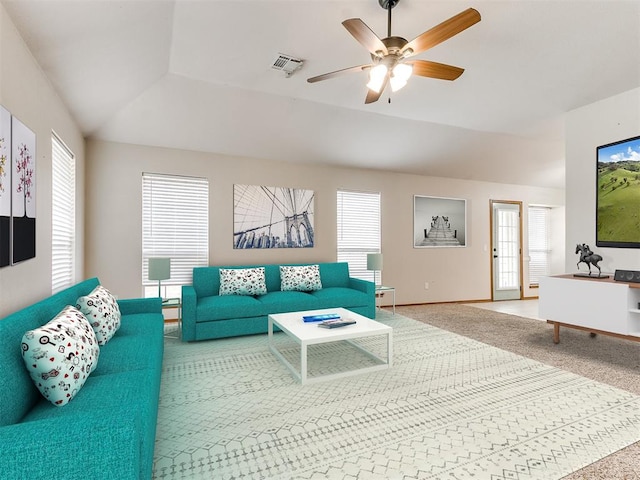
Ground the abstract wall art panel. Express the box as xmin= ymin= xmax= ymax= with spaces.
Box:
xmin=11 ymin=116 xmax=36 ymax=264
xmin=233 ymin=184 xmax=315 ymax=249
xmin=0 ymin=106 xmax=10 ymax=267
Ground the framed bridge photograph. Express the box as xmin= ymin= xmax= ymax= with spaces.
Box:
xmin=413 ymin=195 xmax=467 ymax=248
xmin=233 ymin=184 xmax=315 ymax=249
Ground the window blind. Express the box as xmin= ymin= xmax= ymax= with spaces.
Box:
xmin=142 ymin=173 xmax=209 ymax=286
xmin=528 ymin=206 xmax=551 ymax=286
xmin=51 ymin=133 xmax=75 ymax=294
xmin=337 ymin=189 xmax=381 ymax=283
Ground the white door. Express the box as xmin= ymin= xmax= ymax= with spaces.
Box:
xmin=491 ymin=201 xmax=522 ymax=301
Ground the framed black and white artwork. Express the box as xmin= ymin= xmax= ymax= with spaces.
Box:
xmin=233 ymin=184 xmax=315 ymax=249
xmin=414 ymin=195 xmax=467 ymax=248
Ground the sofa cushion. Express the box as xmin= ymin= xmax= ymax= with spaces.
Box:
xmin=256 ymin=291 xmax=320 ymax=313
xmin=21 ymin=306 xmax=100 ymax=407
xmin=317 ymin=262 xmax=350 ymax=288
xmin=197 ymin=294 xmax=264 ymax=321
xmin=116 ymin=312 xmax=164 ymax=337
xmin=76 ymin=285 xmax=121 ymax=345
xmin=310 ymin=287 xmax=370 ymax=308
xmin=92 ymin=334 xmax=163 ymax=376
xmin=21 ymin=368 xmax=157 ymax=478
xmin=280 ymin=265 xmax=322 ymax=292
xmin=219 ymin=267 xmax=268 ymax=296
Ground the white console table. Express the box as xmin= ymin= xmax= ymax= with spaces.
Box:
xmin=539 ymin=274 xmax=640 ymax=344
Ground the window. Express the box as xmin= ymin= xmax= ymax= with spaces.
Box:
xmin=142 ymin=173 xmax=209 ymax=298
xmin=51 ymin=133 xmax=75 ymax=294
xmin=337 ymin=190 xmax=381 ymax=283
xmin=528 ymin=206 xmax=551 ymax=286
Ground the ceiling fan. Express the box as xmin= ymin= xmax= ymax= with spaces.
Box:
xmin=307 ymin=0 xmax=481 ymax=104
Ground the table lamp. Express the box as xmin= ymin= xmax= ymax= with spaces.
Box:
xmin=367 ymin=253 xmax=383 ymax=286
xmin=148 ymin=257 xmax=171 ymax=298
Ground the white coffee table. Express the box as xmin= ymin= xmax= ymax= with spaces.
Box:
xmin=268 ymin=307 xmax=393 ymax=384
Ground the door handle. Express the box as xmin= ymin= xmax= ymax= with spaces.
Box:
xmin=493 ymin=255 xmax=498 ymax=258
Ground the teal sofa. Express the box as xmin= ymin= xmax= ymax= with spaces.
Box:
xmin=182 ymin=262 xmax=375 ymax=342
xmin=0 ymin=278 xmax=163 ymax=480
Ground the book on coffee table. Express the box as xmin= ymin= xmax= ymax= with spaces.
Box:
xmin=302 ymin=313 xmax=341 ymax=322
xmin=317 ymin=319 xmax=356 ymax=329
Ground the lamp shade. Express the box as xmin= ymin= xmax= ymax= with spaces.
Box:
xmin=148 ymin=257 xmax=171 ymax=281
xmin=367 ymin=253 xmax=383 ymax=271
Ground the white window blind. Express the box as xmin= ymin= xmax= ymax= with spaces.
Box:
xmin=337 ymin=190 xmax=381 ymax=283
xmin=528 ymin=206 xmax=551 ymax=286
xmin=51 ymin=133 xmax=75 ymax=294
xmin=142 ymin=173 xmax=209 ymax=288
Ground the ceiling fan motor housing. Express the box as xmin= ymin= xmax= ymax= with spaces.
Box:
xmin=379 ymin=0 xmax=400 ymax=10
xmin=382 ymin=36 xmax=408 ymax=53
xmin=371 ymin=36 xmax=410 ymax=70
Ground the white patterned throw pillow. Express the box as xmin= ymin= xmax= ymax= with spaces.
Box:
xmin=76 ymin=285 xmax=121 ymax=345
xmin=219 ymin=267 xmax=268 ymax=296
xmin=21 ymin=306 xmax=100 ymax=407
xmin=280 ymin=265 xmax=323 ymax=292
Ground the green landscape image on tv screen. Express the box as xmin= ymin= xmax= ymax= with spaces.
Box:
xmin=597 ymin=135 xmax=640 ymax=248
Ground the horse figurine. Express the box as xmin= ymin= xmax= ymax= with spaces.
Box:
xmin=575 ymin=243 xmax=603 ymax=276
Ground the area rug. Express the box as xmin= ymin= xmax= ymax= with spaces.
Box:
xmin=153 ymin=312 xmax=640 ymax=479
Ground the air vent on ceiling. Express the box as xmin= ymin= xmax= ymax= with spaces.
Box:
xmin=271 ymin=53 xmax=304 ymax=77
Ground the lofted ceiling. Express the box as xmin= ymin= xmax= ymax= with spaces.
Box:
xmin=3 ymin=0 xmax=640 ymax=189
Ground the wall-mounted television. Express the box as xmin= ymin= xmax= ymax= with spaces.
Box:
xmin=596 ymin=134 xmax=640 ymax=248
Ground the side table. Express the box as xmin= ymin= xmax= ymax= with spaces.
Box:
xmin=162 ymin=297 xmax=182 ymax=339
xmin=375 ymin=286 xmax=396 ymax=315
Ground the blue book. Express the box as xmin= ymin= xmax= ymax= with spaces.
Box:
xmin=302 ymin=313 xmax=341 ymax=322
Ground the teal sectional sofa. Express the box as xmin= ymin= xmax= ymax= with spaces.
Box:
xmin=0 ymin=278 xmax=163 ymax=480
xmin=182 ymin=262 xmax=375 ymax=342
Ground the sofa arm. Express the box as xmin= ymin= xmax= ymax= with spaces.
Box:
xmin=349 ymin=277 xmax=375 ymax=295
xmin=181 ymin=285 xmax=197 ymax=342
xmin=0 ymin=412 xmax=140 ymax=480
xmin=118 ymin=297 xmax=162 ymax=316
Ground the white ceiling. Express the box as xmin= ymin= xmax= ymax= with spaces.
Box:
xmin=3 ymin=0 xmax=640 ymax=189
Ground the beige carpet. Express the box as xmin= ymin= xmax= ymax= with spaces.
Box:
xmin=398 ymin=303 xmax=640 ymax=480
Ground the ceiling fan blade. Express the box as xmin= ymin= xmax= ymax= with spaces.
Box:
xmin=364 ymin=75 xmax=389 ymax=104
xmin=407 ymin=60 xmax=464 ymax=81
xmin=402 ymin=8 xmax=481 ymax=57
xmin=342 ymin=18 xmax=388 ymax=56
xmin=307 ymin=64 xmax=371 ymax=83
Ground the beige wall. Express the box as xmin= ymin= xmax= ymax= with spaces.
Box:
xmin=566 ymin=87 xmax=640 ymax=273
xmin=0 ymin=5 xmax=85 ymax=318
xmin=86 ymin=139 xmax=564 ymax=305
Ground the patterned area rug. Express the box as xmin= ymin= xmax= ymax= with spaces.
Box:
xmin=153 ymin=312 xmax=640 ymax=479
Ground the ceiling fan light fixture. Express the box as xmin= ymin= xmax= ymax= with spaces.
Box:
xmin=308 ymin=2 xmax=481 ymax=104
xmin=390 ymin=62 xmax=412 ymax=92
xmin=366 ymin=64 xmax=388 ymax=92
